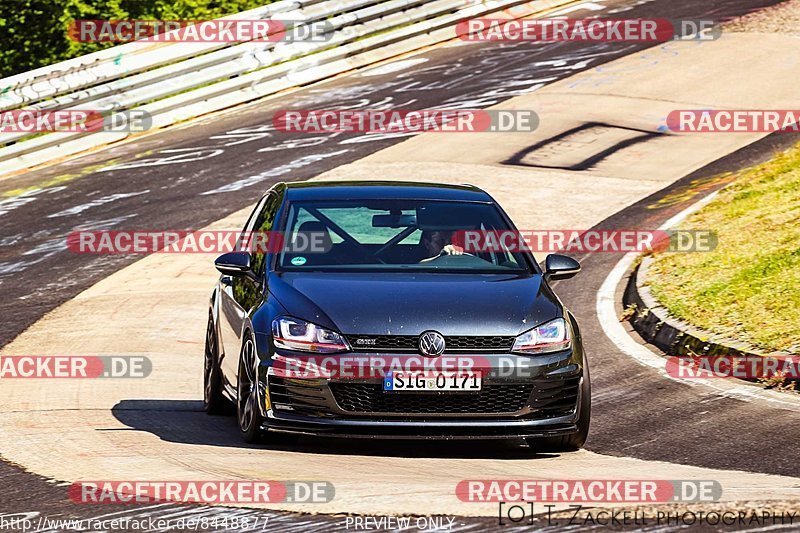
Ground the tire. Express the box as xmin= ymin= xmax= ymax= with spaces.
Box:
xmin=237 ymin=333 xmax=267 ymax=443
xmin=203 ymin=316 xmax=233 ymax=415
xmin=526 ymin=361 xmax=591 ymax=453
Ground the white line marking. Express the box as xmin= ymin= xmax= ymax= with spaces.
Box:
xmin=550 ymin=1 xmax=607 ymax=16
xmin=359 ymin=58 xmax=429 ymax=77
xmin=47 ymin=190 xmax=150 ymax=218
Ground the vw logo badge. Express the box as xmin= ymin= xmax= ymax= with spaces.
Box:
xmin=419 ymin=331 xmax=446 ymax=357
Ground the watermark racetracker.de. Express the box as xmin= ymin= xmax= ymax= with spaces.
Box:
xmin=456 ymin=18 xmax=721 ymax=42
xmin=0 ymin=355 xmax=151 ymax=378
xmin=0 ymin=110 xmax=152 ymax=133
xmin=272 ymin=109 xmax=539 ymax=133
xmin=667 ymin=110 xmax=800 ymax=132
xmin=68 ymin=19 xmax=334 ymax=43
xmin=70 ymin=480 xmax=334 ymax=505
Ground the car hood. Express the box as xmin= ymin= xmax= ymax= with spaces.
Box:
xmin=267 ymin=271 xmax=561 ymax=336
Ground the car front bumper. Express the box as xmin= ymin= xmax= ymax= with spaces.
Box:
xmin=257 ymin=348 xmax=586 ymax=440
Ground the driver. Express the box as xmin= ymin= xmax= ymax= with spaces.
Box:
xmin=419 ymin=230 xmax=464 ymax=262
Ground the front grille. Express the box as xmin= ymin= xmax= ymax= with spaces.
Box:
xmin=348 ymin=335 xmax=416 ymax=351
xmin=447 ymin=336 xmax=514 ymax=351
xmin=329 ymin=383 xmax=533 ymax=414
xmin=346 ymin=335 xmax=514 ymax=353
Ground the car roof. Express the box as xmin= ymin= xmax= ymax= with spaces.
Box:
xmin=281 ymin=181 xmax=493 ymax=202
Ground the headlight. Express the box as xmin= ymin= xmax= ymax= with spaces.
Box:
xmin=271 ymin=317 xmax=349 ymax=353
xmin=512 ymin=318 xmax=571 ymax=354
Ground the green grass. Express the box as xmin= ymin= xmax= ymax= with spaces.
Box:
xmin=646 ymin=143 xmax=800 ymax=354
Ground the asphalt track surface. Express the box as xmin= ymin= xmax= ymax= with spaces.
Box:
xmin=0 ymin=0 xmax=796 ymax=530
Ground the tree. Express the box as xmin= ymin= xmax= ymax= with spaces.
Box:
xmin=0 ymin=0 xmax=268 ymax=77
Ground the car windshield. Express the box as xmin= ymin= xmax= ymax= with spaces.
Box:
xmin=276 ymin=199 xmax=530 ymax=273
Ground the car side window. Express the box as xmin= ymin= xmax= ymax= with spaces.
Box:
xmin=249 ymin=193 xmax=282 ymax=276
xmin=237 ymin=195 xmax=269 ymax=246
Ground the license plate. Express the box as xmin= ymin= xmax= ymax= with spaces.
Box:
xmin=383 ymin=371 xmax=482 ymax=392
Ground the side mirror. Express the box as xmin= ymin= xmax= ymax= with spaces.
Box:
xmin=215 ymin=251 xmax=251 ymax=277
xmin=544 ymin=254 xmax=581 ymax=281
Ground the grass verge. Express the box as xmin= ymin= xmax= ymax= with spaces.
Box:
xmin=646 ymin=142 xmax=800 ymax=354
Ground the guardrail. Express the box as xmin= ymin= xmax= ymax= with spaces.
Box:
xmin=0 ymin=0 xmax=575 ymax=176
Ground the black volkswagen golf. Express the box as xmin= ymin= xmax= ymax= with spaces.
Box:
xmin=204 ymin=181 xmax=590 ymax=451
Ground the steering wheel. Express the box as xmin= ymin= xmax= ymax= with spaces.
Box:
xmin=440 ymin=250 xmax=474 ymax=258
xmin=353 ymin=242 xmax=387 ymax=264
xmin=421 ymin=249 xmax=475 ymax=263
